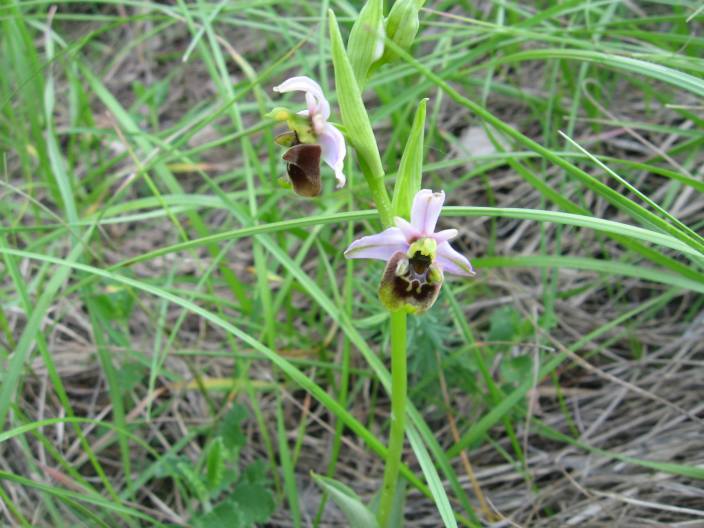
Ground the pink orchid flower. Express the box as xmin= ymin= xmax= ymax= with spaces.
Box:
xmin=274 ymin=76 xmax=346 ymax=189
xmin=345 ymin=189 xmax=474 ymax=313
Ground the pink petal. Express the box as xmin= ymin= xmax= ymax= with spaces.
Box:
xmin=433 ymin=228 xmax=458 ymax=243
xmin=436 ymin=241 xmax=475 ymax=276
xmin=393 ymin=216 xmax=420 ymax=242
xmin=319 ymin=123 xmax=346 ymax=188
xmin=273 ymin=76 xmax=331 ymax=120
xmin=344 ymin=227 xmax=408 ymax=261
xmin=411 ymin=189 xmax=445 ymax=235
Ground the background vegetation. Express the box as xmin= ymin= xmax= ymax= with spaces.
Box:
xmin=1 ymin=0 xmax=703 ymax=526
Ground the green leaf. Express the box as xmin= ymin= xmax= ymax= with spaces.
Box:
xmin=206 ymin=437 xmax=226 ymax=492
xmin=114 ymin=362 xmax=147 ymax=394
xmin=193 ymin=498 xmax=245 ymax=528
xmin=500 ymin=356 xmax=532 ymax=385
xmin=0 ymin=470 xmax=159 ymax=524
xmin=386 ymin=478 xmax=407 ymax=528
xmin=110 ymin=206 xmax=702 ymax=274
xmin=312 ymin=473 xmax=379 ymax=528
xmin=192 ymin=483 xmax=274 ymax=528
xmin=218 ymin=404 xmax=247 ymax=450
xmin=240 ymin=460 xmax=264 ymax=484
xmin=276 ymin=398 xmax=301 ymax=527
xmin=0 ymin=229 xmax=93 ymax=429
xmin=230 ymin=483 xmax=275 ymax=525
xmin=490 ymin=48 xmax=704 ymax=98
xmin=488 ymin=306 xmax=522 ymax=345
xmin=391 ymin=98 xmax=427 ymax=218
xmin=347 ymin=0 xmax=384 ymax=87
xmin=406 ymin=426 xmax=458 ymax=528
xmin=369 ymin=478 xmax=407 ymax=528
xmin=90 ymin=286 xmax=135 ymax=321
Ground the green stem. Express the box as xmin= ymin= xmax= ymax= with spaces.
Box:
xmin=358 ymin=156 xmax=393 ymax=227
xmin=377 ymin=310 xmax=407 ymax=526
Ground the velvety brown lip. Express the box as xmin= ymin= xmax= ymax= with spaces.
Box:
xmin=282 ymin=143 xmax=322 ymax=197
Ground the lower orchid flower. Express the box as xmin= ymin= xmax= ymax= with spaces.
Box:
xmin=270 ymin=76 xmax=346 ymax=196
xmin=345 ymin=189 xmax=474 ymax=313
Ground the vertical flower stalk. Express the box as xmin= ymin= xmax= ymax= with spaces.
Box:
xmin=329 ymin=11 xmax=402 ymax=524
xmin=378 ymin=309 xmax=406 ymax=526
xmin=328 ymin=5 xmax=473 ymax=527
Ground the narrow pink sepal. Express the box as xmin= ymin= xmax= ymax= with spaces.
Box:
xmin=433 ymin=228 xmax=458 ymax=243
xmin=411 ymin=189 xmax=445 ymax=235
xmin=319 ymin=123 xmax=346 ymax=188
xmin=436 ymin=241 xmax=475 ymax=276
xmin=273 ymin=76 xmax=331 ymax=120
xmin=344 ymin=227 xmax=408 ymax=261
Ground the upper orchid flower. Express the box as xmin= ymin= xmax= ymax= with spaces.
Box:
xmin=271 ymin=76 xmax=346 ymax=194
xmin=345 ymin=189 xmax=474 ymax=313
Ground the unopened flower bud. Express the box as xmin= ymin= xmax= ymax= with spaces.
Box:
xmin=347 ymin=0 xmax=384 ymax=87
xmin=381 ymin=0 xmax=422 ymax=63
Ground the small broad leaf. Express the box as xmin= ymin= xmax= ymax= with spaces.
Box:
xmin=488 ymin=306 xmax=522 ymax=346
xmin=500 ymin=355 xmax=532 ymax=384
xmin=193 ymin=500 xmax=245 ymax=528
xmin=91 ymin=286 xmax=134 ymax=321
xmin=242 ymin=459 xmax=268 ymax=485
xmin=312 ymin=473 xmax=379 ymax=528
xmin=192 ymin=483 xmax=275 ymax=528
xmin=391 ymin=98 xmax=427 ymax=218
xmin=231 ymin=483 xmax=275 ymax=525
xmin=218 ymin=404 xmax=247 ymax=450
xmin=114 ymin=362 xmax=147 ymax=394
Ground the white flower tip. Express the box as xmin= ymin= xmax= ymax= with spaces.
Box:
xmin=335 ymin=170 xmax=346 ymax=189
xmin=312 ymin=113 xmax=326 ymax=135
xmin=433 ymin=228 xmax=458 ymax=243
xmin=461 ymin=264 xmax=477 ymax=277
xmin=423 ymin=188 xmax=445 ymax=200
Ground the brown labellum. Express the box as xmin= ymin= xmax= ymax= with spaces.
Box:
xmin=282 ymin=144 xmax=322 ymax=197
xmin=378 ymin=251 xmax=443 ymax=314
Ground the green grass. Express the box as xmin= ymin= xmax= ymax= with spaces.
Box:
xmin=1 ymin=0 xmax=703 ymax=526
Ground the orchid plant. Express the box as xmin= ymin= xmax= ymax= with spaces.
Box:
xmin=269 ymin=2 xmax=475 ymax=526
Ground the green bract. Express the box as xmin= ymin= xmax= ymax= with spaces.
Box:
xmin=347 ymin=0 xmax=384 ymax=88
xmin=391 ymin=99 xmax=427 ymax=218
xmin=381 ymin=0 xmax=424 ymax=64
